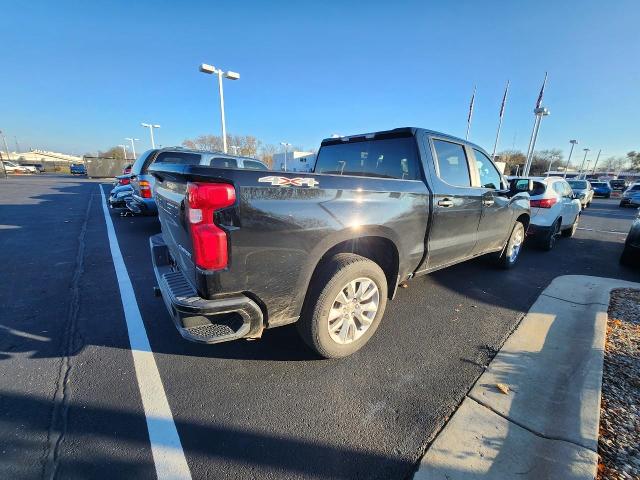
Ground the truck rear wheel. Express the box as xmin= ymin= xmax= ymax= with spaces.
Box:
xmin=298 ymin=253 xmax=388 ymax=358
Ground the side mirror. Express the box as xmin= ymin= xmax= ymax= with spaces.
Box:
xmin=509 ymin=178 xmax=534 ymax=194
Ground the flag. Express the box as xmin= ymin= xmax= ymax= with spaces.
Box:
xmin=468 ymin=86 xmax=476 ymax=123
xmin=535 ymin=72 xmax=547 ymax=109
xmin=499 ymin=80 xmax=510 ymax=118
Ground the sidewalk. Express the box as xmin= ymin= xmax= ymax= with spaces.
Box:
xmin=414 ymin=275 xmax=640 ymax=480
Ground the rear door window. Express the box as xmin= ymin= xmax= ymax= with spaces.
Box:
xmin=432 ymin=139 xmax=471 ymax=187
xmin=154 ymin=152 xmax=201 ymax=165
xmin=314 ymin=136 xmax=419 ymax=180
xmin=210 ymin=157 xmax=238 ymax=168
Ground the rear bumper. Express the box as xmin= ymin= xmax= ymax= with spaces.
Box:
xmin=526 ymin=223 xmax=553 ymax=238
xmin=126 ymin=195 xmax=158 ymax=215
xmin=150 ymin=234 xmax=264 ymax=344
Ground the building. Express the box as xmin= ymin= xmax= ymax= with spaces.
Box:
xmin=2 ymin=149 xmax=82 ymax=165
xmin=272 ymin=151 xmax=315 ymax=172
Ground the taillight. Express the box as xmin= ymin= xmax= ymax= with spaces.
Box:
xmin=186 ymin=182 xmax=236 ymax=270
xmin=120 ymin=178 xmax=130 ymax=185
xmin=530 ymin=197 xmax=557 ymax=208
xmin=139 ymin=180 xmax=152 ymax=199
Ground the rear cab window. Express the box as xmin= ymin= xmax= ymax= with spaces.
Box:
xmin=154 ymin=152 xmax=201 ymax=165
xmin=242 ymin=160 xmax=268 ymax=170
xmin=314 ymin=134 xmax=419 ymax=180
xmin=210 ymin=157 xmax=238 ymax=169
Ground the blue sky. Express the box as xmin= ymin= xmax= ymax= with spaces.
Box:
xmin=2 ymin=0 xmax=639 ymax=161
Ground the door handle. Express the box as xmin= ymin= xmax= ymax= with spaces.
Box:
xmin=438 ymin=198 xmax=454 ymax=208
xmin=482 ymin=199 xmax=495 ymax=207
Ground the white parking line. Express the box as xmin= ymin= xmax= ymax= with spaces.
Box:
xmin=99 ymin=185 xmax=192 ymax=480
xmin=577 ymin=227 xmax=627 ymax=235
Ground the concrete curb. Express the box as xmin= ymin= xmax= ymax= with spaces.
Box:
xmin=414 ymin=275 xmax=640 ymax=480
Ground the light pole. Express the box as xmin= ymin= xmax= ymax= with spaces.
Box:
xmin=591 ymin=149 xmax=602 ymax=174
xmin=125 ymin=137 xmax=139 ymax=159
xmin=141 ymin=123 xmax=160 ymax=148
xmin=199 ymin=63 xmax=240 ymax=154
xmin=119 ymin=144 xmax=128 ymax=160
xmin=578 ymin=148 xmax=590 ymax=178
xmin=0 ymin=130 xmax=11 ymax=162
xmin=280 ymin=142 xmax=292 ymax=171
xmin=546 ymin=152 xmax=561 ymax=177
xmin=523 ymin=106 xmax=550 ymax=176
xmin=563 ymin=140 xmax=578 ymax=178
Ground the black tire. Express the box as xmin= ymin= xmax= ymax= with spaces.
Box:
xmin=497 ymin=221 xmax=525 ymax=269
xmin=586 ymin=201 xmax=591 ymax=208
xmin=620 ymin=245 xmax=637 ymax=266
xmin=562 ymin=215 xmax=579 ymax=237
xmin=541 ymin=219 xmax=560 ymax=251
xmin=298 ymin=253 xmax=388 ymax=359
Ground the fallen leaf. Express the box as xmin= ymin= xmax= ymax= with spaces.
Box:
xmin=496 ymin=383 xmax=510 ymax=395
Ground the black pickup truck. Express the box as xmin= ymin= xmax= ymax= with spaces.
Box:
xmin=149 ymin=128 xmax=531 ymax=358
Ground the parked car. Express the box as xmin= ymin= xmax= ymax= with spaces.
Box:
xmin=70 ymin=163 xmax=86 ymax=175
xmin=620 ymin=212 xmax=640 ymax=266
xmin=126 ymin=149 xmax=269 ymax=216
xmin=148 ymin=127 xmax=532 ymax=358
xmin=567 ymin=179 xmax=594 ymax=208
xmin=108 ymin=183 xmax=134 ymax=210
xmin=2 ymin=161 xmax=29 ymax=174
xmin=591 ymin=181 xmax=612 ymax=198
xmin=619 ymin=184 xmax=640 ymax=207
xmin=609 ymin=179 xmax=628 ymax=191
xmin=18 ymin=164 xmax=38 ymax=174
xmin=512 ymin=176 xmax=581 ymax=250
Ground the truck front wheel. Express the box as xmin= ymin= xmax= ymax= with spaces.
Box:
xmin=298 ymin=253 xmax=388 ymax=358
xmin=497 ymin=221 xmax=525 ymax=269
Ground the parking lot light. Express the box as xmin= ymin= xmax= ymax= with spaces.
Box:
xmin=125 ymin=137 xmax=139 ymax=160
xmin=141 ymin=123 xmax=160 ymax=149
xmin=280 ymin=142 xmax=292 ymax=171
xmin=199 ymin=63 xmax=240 ymax=154
xmin=119 ymin=144 xmax=127 ymax=160
xmin=579 ymin=148 xmax=590 ymax=177
xmin=563 ymin=140 xmax=578 ymax=178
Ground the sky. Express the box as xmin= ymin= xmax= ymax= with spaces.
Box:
xmin=2 ymin=0 xmax=639 ymax=163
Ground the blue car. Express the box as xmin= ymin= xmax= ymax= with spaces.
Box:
xmin=70 ymin=163 xmax=86 ymax=175
xmin=590 ymin=181 xmax=612 ymax=198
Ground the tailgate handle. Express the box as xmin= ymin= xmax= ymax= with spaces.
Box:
xmin=482 ymin=199 xmax=495 ymax=207
xmin=438 ymin=198 xmax=454 ymax=208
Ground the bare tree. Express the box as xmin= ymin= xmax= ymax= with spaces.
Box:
xmin=258 ymin=144 xmax=278 ymax=168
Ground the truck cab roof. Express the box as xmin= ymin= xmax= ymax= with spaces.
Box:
xmin=321 ymin=127 xmax=487 ymax=153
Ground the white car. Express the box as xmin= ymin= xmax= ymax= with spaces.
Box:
xmin=567 ymin=179 xmax=594 ymax=208
xmin=518 ymin=177 xmax=582 ymax=250
xmin=2 ymin=161 xmax=28 ymax=174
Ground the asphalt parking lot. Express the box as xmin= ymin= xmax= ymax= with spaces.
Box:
xmin=1 ymin=174 xmax=638 ymax=480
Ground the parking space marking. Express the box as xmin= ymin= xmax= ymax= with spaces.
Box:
xmin=577 ymin=227 xmax=627 ymax=235
xmin=99 ymin=185 xmax=192 ymax=480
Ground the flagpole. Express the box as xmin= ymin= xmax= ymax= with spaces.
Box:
xmin=466 ymin=85 xmax=476 ymax=140
xmin=492 ymin=80 xmax=509 ymax=159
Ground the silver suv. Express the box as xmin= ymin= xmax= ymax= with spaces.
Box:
xmin=126 ymin=148 xmax=268 ymax=215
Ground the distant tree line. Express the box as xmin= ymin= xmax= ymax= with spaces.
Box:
xmin=498 ymin=149 xmax=637 ymax=175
